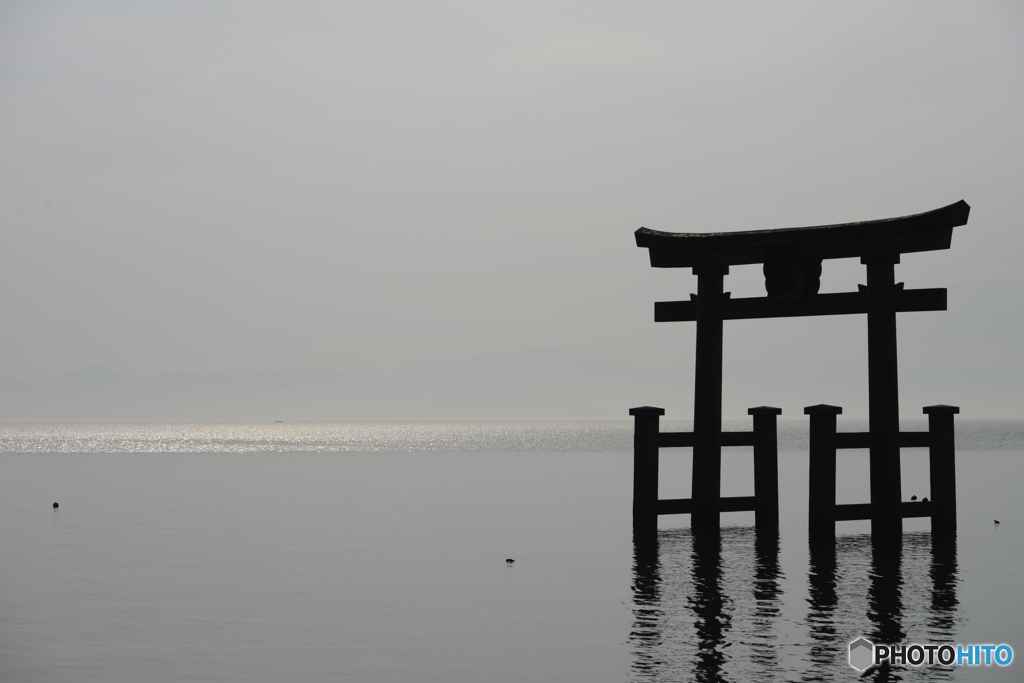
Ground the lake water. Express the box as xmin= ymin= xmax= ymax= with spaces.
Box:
xmin=0 ymin=421 xmax=1020 ymax=682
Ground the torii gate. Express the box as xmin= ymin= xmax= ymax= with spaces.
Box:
xmin=630 ymin=200 xmax=969 ymax=540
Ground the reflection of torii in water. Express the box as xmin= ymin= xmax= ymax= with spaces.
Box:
xmin=630 ymin=201 xmax=969 ymax=540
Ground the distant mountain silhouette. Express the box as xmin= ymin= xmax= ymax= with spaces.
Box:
xmin=0 ymin=349 xmax=1020 ymax=420
xmin=377 ymin=390 xmax=593 ymax=419
xmin=0 ymin=349 xmax=643 ymax=420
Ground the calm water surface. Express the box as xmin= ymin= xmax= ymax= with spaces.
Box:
xmin=0 ymin=421 xmax=1020 ymax=682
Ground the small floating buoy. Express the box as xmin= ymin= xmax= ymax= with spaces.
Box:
xmin=506 ymin=558 xmax=514 ymax=564
xmin=53 ymin=502 xmax=58 ymax=509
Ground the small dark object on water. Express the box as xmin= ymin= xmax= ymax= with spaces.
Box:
xmin=506 ymin=558 xmax=514 ymax=564
xmin=910 ymin=495 xmax=917 ymax=501
xmin=995 ymin=520 xmax=1001 ymax=524
xmin=53 ymin=502 xmax=58 ymax=509
xmin=922 ymin=497 xmax=928 ymax=502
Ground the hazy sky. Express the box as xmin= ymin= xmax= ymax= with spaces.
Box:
xmin=2 ymin=1 xmax=1023 ymax=382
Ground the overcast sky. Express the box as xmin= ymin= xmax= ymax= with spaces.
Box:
xmin=2 ymin=1 xmax=1023 ymax=385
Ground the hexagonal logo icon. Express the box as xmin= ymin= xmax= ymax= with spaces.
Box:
xmin=849 ymin=637 xmax=874 ymax=671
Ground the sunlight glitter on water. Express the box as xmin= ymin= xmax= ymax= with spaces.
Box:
xmin=0 ymin=421 xmax=640 ymax=453
xmin=2 ymin=419 xmax=1022 ymax=453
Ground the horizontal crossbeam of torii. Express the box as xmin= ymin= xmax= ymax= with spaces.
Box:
xmin=633 ymin=200 xmax=970 ymax=537
xmin=653 ymin=287 xmax=946 ymax=322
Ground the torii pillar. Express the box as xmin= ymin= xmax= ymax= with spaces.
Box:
xmin=691 ymin=264 xmax=728 ymax=532
xmin=864 ymin=253 xmax=902 ymax=537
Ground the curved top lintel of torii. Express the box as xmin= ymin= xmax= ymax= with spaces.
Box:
xmin=635 ymin=200 xmax=970 ymax=269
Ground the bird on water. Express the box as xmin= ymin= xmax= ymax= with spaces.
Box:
xmin=995 ymin=520 xmax=1001 ymax=524
xmin=506 ymin=559 xmax=514 ymax=564
xmin=53 ymin=502 xmax=58 ymax=509
xmin=910 ymin=495 xmax=918 ymax=501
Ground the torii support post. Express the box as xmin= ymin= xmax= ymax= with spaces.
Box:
xmin=750 ymin=406 xmax=782 ymax=528
xmin=805 ymin=403 xmax=959 ymax=540
xmin=806 ymin=404 xmax=841 ymax=544
xmin=630 ymin=406 xmax=780 ymax=534
xmin=925 ymin=405 xmax=959 ymax=537
xmin=630 ymin=406 xmax=664 ymax=538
